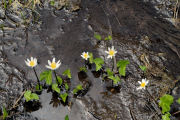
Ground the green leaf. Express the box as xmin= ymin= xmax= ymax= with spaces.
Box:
xmin=162 ymin=112 xmax=171 ymax=120
xmin=24 ymin=90 xmax=39 ymax=102
xmin=65 ymin=83 xmax=69 ymax=91
xmin=3 ymin=106 xmax=8 ymax=120
xmin=106 ymin=68 xmax=113 ymax=77
xmin=108 ymin=76 xmax=120 ymax=85
xmin=3 ymin=0 xmax=7 ymax=9
xmin=46 ymin=71 xmax=52 ymax=85
xmin=117 ymin=60 xmax=130 ymax=76
xmin=60 ymin=93 xmax=68 ymax=103
xmin=79 ymin=66 xmax=87 ymax=72
xmin=73 ymin=84 xmax=83 ymax=94
xmin=89 ymin=53 xmax=94 ymax=64
xmin=40 ymin=70 xmax=52 ymax=85
xmin=57 ymin=76 xmax=63 ymax=85
xmin=93 ymin=58 xmax=104 ymax=71
xmin=8 ymin=0 xmax=12 ymax=5
xmin=24 ymin=90 xmax=32 ymax=102
xmin=31 ymin=93 xmax=39 ymax=100
xmin=35 ymin=84 xmax=42 ymax=91
xmin=65 ymin=115 xmax=69 ymax=120
xmin=105 ymin=35 xmax=112 ymax=41
xmin=177 ymin=98 xmax=180 ymax=104
xmin=159 ymin=94 xmax=174 ymax=114
xmin=52 ymin=83 xmax=60 ymax=93
xmin=139 ymin=65 xmax=147 ymax=72
xmin=50 ymin=0 xmax=55 ymax=6
xmin=63 ymin=69 xmax=72 ymax=79
xmin=73 ymin=89 xmax=78 ymax=94
xmin=94 ymin=33 xmax=101 ymax=40
xmin=40 ymin=71 xmax=48 ymax=81
xmin=76 ymin=85 xmax=83 ymax=90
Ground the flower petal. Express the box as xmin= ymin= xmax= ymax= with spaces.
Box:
xmin=138 ymin=81 xmax=141 ymax=84
xmin=57 ymin=60 xmax=61 ymax=65
xmin=142 ymin=79 xmax=145 ymax=83
xmin=107 ymin=55 xmax=111 ymax=59
xmin=46 ymin=65 xmax=52 ymax=70
xmin=48 ymin=60 xmax=51 ymax=65
xmin=25 ymin=61 xmax=29 ymax=66
xmin=52 ymin=58 xmax=55 ymax=63
xmin=27 ymin=59 xmax=30 ymax=62
xmin=105 ymin=51 xmax=109 ymax=54
xmin=137 ymin=87 xmax=142 ymax=90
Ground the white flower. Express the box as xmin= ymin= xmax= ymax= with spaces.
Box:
xmin=81 ymin=52 xmax=90 ymax=60
xmin=25 ymin=57 xmax=37 ymax=68
xmin=46 ymin=58 xmax=61 ymax=70
xmin=137 ymin=78 xmax=149 ymax=90
xmin=105 ymin=46 xmax=117 ymax=59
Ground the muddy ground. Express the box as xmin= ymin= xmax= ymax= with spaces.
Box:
xmin=0 ymin=0 xmax=180 ymax=120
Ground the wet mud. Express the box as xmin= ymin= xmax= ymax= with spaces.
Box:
xmin=0 ymin=0 xmax=180 ymax=120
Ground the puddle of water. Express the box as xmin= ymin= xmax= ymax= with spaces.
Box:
xmin=30 ymin=90 xmax=70 ymax=120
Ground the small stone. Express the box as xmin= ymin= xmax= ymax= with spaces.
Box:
xmin=0 ymin=8 xmax=5 ymax=19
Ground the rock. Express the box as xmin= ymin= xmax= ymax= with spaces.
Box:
xmin=0 ymin=8 xmax=5 ymax=19
xmin=6 ymin=13 xmax=23 ymax=24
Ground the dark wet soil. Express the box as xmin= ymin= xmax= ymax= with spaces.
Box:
xmin=0 ymin=0 xmax=180 ymax=120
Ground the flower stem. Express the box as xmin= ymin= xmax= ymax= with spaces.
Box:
xmin=113 ymin=56 xmax=117 ymax=73
xmin=84 ymin=60 xmax=87 ymax=68
xmin=33 ymin=67 xmax=40 ymax=90
xmin=54 ymin=70 xmax=58 ymax=84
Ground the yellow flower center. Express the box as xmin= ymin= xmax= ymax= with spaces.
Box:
xmin=51 ymin=62 xmax=56 ymax=69
xmin=29 ymin=61 xmax=35 ymax=67
xmin=84 ymin=54 xmax=88 ymax=59
xmin=141 ymin=82 xmax=146 ymax=88
xmin=109 ymin=50 xmax=115 ymax=56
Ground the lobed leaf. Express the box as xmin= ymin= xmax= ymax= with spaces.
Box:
xmin=117 ymin=60 xmax=130 ymax=76
xmin=73 ymin=84 xmax=83 ymax=94
xmin=57 ymin=76 xmax=63 ymax=85
xmin=106 ymin=68 xmax=113 ymax=77
xmin=79 ymin=66 xmax=87 ymax=72
xmin=35 ymin=84 xmax=42 ymax=91
xmin=162 ymin=112 xmax=171 ymax=120
xmin=24 ymin=90 xmax=32 ymax=102
xmin=139 ymin=65 xmax=147 ymax=72
xmin=108 ymin=76 xmax=120 ymax=85
xmin=63 ymin=69 xmax=72 ymax=79
xmin=3 ymin=106 xmax=8 ymax=120
xmin=65 ymin=83 xmax=69 ymax=91
xmin=177 ymin=98 xmax=180 ymax=104
xmin=89 ymin=53 xmax=94 ymax=64
xmin=31 ymin=93 xmax=39 ymax=100
xmin=52 ymin=83 xmax=61 ymax=93
xmin=105 ymin=35 xmax=112 ymax=41
xmin=94 ymin=34 xmax=101 ymax=40
xmin=60 ymin=93 xmax=68 ymax=103
xmin=93 ymin=58 xmax=104 ymax=71
xmin=40 ymin=70 xmax=52 ymax=85
xmin=159 ymin=94 xmax=174 ymax=114
xmin=65 ymin=115 xmax=69 ymax=120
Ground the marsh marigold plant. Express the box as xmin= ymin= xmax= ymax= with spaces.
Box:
xmin=25 ymin=57 xmax=37 ymax=68
xmin=105 ymin=46 xmax=117 ymax=59
xmin=46 ymin=58 xmax=61 ymax=70
xmin=137 ymin=78 xmax=149 ymax=90
xmin=81 ymin=52 xmax=90 ymax=60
